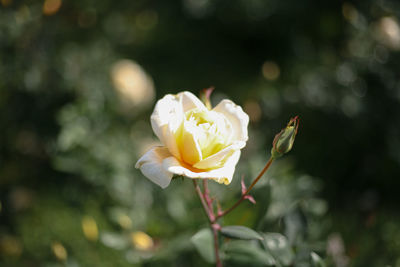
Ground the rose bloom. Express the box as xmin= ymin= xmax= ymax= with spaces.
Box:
xmin=135 ymin=91 xmax=249 ymax=188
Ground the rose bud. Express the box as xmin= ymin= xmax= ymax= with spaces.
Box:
xmin=271 ymin=116 xmax=299 ymax=159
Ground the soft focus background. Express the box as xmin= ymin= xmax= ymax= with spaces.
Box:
xmin=1 ymin=0 xmax=400 ymax=266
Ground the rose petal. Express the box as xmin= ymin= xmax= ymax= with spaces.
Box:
xmin=178 ymin=120 xmax=203 ymax=165
xmin=163 ymin=150 xmax=241 ymax=185
xmin=135 ymin=146 xmax=174 ymax=188
xmin=213 ymin=99 xmax=249 ymax=142
xmin=179 ymin=91 xmax=207 ymax=112
xmin=193 ymin=141 xmax=245 ymax=170
xmin=150 ymin=91 xmax=207 ymax=160
xmin=150 ymin=95 xmax=183 ymax=159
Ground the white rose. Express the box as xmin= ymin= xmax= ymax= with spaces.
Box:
xmin=135 ymin=91 xmax=249 ymax=188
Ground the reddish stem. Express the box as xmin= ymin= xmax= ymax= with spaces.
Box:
xmin=217 ymin=157 xmax=274 ymax=219
xmin=212 ymin=223 xmax=222 ymax=267
xmin=193 ymin=180 xmax=212 ymax=223
xmin=193 ymin=180 xmax=222 ymax=267
xmin=203 ymin=179 xmax=215 ymax=221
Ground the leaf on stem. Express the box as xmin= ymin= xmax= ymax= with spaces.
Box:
xmin=223 ymin=240 xmax=275 ymax=266
xmin=191 ymin=228 xmax=216 ymax=263
xmin=221 ymin=225 xmax=263 ymax=240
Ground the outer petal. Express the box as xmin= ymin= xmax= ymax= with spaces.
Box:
xmin=193 ymin=141 xmax=245 ymax=170
xmin=213 ymin=99 xmax=249 ymax=142
xmin=135 ymin=146 xmax=174 ymax=189
xmin=151 ymin=95 xmax=183 ymax=159
xmin=163 ymin=150 xmax=241 ymax=185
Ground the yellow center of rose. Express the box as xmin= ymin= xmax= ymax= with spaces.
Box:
xmin=175 ymin=108 xmax=233 ymax=169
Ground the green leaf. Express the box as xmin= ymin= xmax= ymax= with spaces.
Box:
xmin=223 ymin=240 xmax=275 ymax=266
xmin=191 ymin=228 xmax=215 ymax=263
xmin=221 ymin=225 xmax=264 ymax=240
xmin=262 ymin=233 xmax=294 ymax=266
xmin=310 ymin=251 xmax=326 ymax=267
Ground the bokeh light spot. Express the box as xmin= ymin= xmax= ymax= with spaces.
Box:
xmin=0 ymin=236 xmax=22 ymax=257
xmin=262 ymin=61 xmax=280 ymax=81
xmin=118 ymin=214 xmax=132 ymax=229
xmin=1 ymin=0 xmax=12 ymax=7
xmin=82 ymin=216 xmax=99 ymax=242
xmin=131 ymin=231 xmax=154 ymax=251
xmin=244 ymin=100 xmax=262 ymax=122
xmin=111 ymin=59 xmax=155 ymax=109
xmin=376 ymin=17 xmax=400 ymax=50
xmin=342 ymin=3 xmax=358 ymax=23
xmin=43 ymin=0 xmax=62 ymax=16
xmin=51 ymin=242 xmax=67 ymax=261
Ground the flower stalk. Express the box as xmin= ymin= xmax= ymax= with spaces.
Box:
xmin=211 ymin=223 xmax=222 ymax=267
xmin=193 ymin=180 xmax=222 ymax=266
xmin=193 ymin=180 xmax=212 ymax=223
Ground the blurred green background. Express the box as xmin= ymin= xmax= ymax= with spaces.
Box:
xmin=1 ymin=0 xmax=400 ymax=266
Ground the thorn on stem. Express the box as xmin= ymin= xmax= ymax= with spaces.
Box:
xmin=244 ymin=195 xmax=256 ymax=204
xmin=216 ymin=199 xmax=223 ymax=217
xmin=241 ymin=175 xmax=247 ymax=195
xmin=241 ymin=175 xmax=256 ymax=204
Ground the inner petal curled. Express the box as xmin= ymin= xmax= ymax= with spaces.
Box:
xmin=176 ymin=108 xmax=235 ymax=169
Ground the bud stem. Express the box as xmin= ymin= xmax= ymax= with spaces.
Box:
xmin=216 ymin=156 xmax=274 ymax=219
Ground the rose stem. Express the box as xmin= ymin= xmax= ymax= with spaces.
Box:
xmin=202 ymin=179 xmax=215 ymax=221
xmin=211 ymin=223 xmax=222 ymax=267
xmin=202 ymin=179 xmax=222 ymax=267
xmin=193 ymin=180 xmax=222 ymax=266
xmin=217 ymin=157 xmax=274 ymax=219
xmin=193 ymin=180 xmax=212 ymax=223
